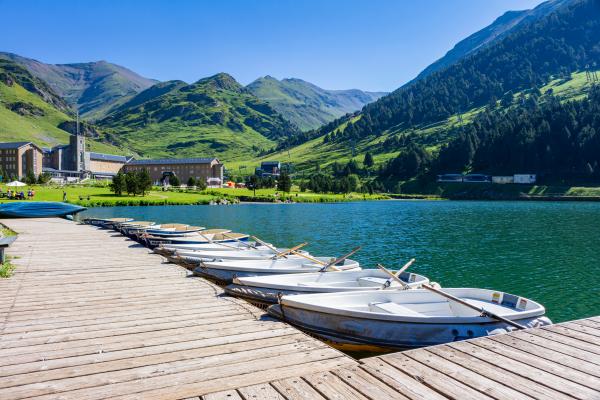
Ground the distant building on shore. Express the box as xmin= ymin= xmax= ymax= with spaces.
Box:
xmin=437 ymin=173 xmax=536 ymax=184
xmin=1 ymin=134 xmax=225 ymax=186
xmin=122 ymin=157 xmax=224 ymax=186
xmin=255 ymin=161 xmax=281 ymax=177
xmin=0 ymin=141 xmax=43 ymax=180
xmin=42 ymin=133 xmax=131 ymax=181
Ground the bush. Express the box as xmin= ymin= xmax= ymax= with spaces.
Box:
xmin=169 ymin=175 xmax=180 ymax=187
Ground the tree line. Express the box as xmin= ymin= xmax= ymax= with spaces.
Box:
xmin=377 ymin=85 xmax=600 ymax=185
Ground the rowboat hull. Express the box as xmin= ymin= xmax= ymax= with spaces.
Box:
xmin=266 ymin=288 xmax=551 ymax=350
xmin=0 ymin=202 xmax=86 ymax=218
xmin=267 ymin=303 xmax=550 ymax=351
xmin=144 ymin=234 xmax=249 ymax=249
xmin=193 ymin=258 xmax=361 ymax=284
xmin=225 ymin=270 xmax=430 ymax=304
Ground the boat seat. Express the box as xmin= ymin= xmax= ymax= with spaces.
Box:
xmin=296 ymin=281 xmax=345 ymax=287
xmin=357 ymin=277 xmax=390 ymax=287
xmin=368 ymin=301 xmax=422 ymax=317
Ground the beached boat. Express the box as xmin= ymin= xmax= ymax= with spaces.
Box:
xmin=120 ymin=221 xmax=159 ymax=236
xmin=173 ymin=248 xmax=310 ymax=261
xmin=132 ymin=225 xmax=207 ymax=240
xmin=0 ymin=202 xmax=86 ymax=218
xmin=153 ymin=241 xmax=268 ymax=256
xmin=144 ymin=232 xmax=249 ymax=248
xmin=225 ymin=269 xmax=430 ymax=305
xmin=193 ymin=257 xmax=361 ymax=283
xmin=267 ymin=288 xmax=552 ymax=352
xmin=83 ymin=217 xmax=133 ymax=226
xmin=143 ymin=225 xmax=206 ymax=236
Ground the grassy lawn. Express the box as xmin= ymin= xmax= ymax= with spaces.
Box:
xmin=0 ymin=185 xmax=219 ymax=207
xmin=0 ymin=184 xmax=390 ymax=206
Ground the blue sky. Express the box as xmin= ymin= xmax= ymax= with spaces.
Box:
xmin=0 ymin=0 xmax=544 ymax=91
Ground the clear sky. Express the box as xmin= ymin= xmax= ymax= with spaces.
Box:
xmin=0 ymin=0 xmax=544 ymax=92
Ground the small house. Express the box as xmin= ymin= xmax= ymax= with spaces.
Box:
xmin=513 ymin=174 xmax=536 ymax=184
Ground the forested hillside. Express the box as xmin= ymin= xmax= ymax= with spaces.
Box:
xmin=330 ymin=0 xmax=599 ymax=146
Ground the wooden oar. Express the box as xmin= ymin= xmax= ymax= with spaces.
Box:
xmin=376 ymin=264 xmax=527 ymax=330
xmin=378 ymin=259 xmax=415 ymax=289
xmin=252 ymin=236 xmax=287 ymax=257
xmin=273 ymin=242 xmax=308 ymax=259
xmin=290 ymin=251 xmax=343 ymax=271
xmin=318 ymin=246 xmax=361 ymax=272
xmin=223 ymin=233 xmax=256 ymax=249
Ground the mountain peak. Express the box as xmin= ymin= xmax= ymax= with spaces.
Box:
xmin=195 ymin=72 xmax=242 ymax=92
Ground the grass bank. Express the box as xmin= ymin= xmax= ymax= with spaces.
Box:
xmin=0 ymin=184 xmax=390 ymax=207
xmin=398 ymin=181 xmax=600 ymax=200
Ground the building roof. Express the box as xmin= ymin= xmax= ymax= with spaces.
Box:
xmin=89 ymin=152 xmax=129 ymax=163
xmin=127 ymin=157 xmax=220 ymax=165
xmin=261 ymin=161 xmax=280 ymax=166
xmin=0 ymin=141 xmax=32 ymax=149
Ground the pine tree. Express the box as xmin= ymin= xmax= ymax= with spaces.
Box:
xmin=137 ymin=169 xmax=152 ymax=196
xmin=125 ymin=171 xmax=139 ymax=196
xmin=277 ymin=171 xmax=292 ymax=193
xmin=363 ymin=152 xmax=374 ymax=168
xmin=110 ymin=172 xmax=126 ymax=196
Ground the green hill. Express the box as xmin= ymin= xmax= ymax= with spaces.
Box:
xmin=246 ymin=76 xmax=386 ymax=131
xmin=0 ymin=59 xmax=126 ymax=154
xmin=0 ymin=52 xmax=157 ymax=120
xmin=99 ymin=73 xmax=300 ymax=160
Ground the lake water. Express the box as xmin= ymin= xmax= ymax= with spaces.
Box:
xmin=79 ymin=200 xmax=600 ymax=323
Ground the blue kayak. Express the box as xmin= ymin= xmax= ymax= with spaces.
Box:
xmin=0 ymin=202 xmax=86 ymax=218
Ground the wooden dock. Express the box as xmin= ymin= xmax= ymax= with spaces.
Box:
xmin=0 ymin=218 xmax=598 ymax=399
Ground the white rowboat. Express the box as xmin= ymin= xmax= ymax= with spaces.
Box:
xmin=194 ymin=257 xmax=361 ymax=283
xmin=267 ymin=288 xmax=551 ymax=351
xmin=225 ymin=269 xmax=430 ymax=304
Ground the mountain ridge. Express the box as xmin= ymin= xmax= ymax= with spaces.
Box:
xmin=98 ymin=73 xmax=300 ymax=160
xmin=0 ymin=52 xmax=157 ymax=120
xmin=247 ymin=76 xmax=386 ymax=131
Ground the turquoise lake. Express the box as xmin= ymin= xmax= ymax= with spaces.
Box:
xmin=79 ymin=200 xmax=600 ymax=323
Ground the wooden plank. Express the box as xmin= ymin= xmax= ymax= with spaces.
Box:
xmin=562 ymin=321 xmax=600 ymax=338
xmin=0 ymin=319 xmax=280 ymax=367
xmin=489 ymin=334 xmax=600 ymax=377
xmin=331 ymin=366 xmax=409 ymax=400
xmin=406 ymin=348 xmax=531 ymax=400
xmin=499 ymin=329 xmax=600 ymax=365
xmin=359 ymin=358 xmax=449 ymax=400
xmin=203 ymin=390 xmax=243 ymax=400
xmin=542 ymin=324 xmax=600 ymax=346
xmin=472 ymin=337 xmax=600 ymax=391
xmin=0 ymin=341 xmax=326 ymax=399
xmin=36 ymin=355 xmax=353 ymax=400
xmin=379 ymin=353 xmax=493 ymax=400
xmin=270 ymin=377 xmax=327 ymax=400
xmin=303 ymin=371 xmax=369 ymax=400
xmin=0 ymin=310 xmax=257 ymax=352
xmin=238 ymin=383 xmax=286 ymax=400
xmin=427 ymin=344 xmax=573 ymax=400
xmin=449 ymin=341 xmax=599 ymax=400
xmin=528 ymin=328 xmax=600 ymax=355
xmin=0 ymin=330 xmax=304 ymax=386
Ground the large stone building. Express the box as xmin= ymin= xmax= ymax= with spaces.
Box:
xmin=0 ymin=142 xmax=43 ymax=179
xmin=1 ymin=135 xmax=225 ymax=186
xmin=43 ymin=134 xmax=130 ymax=180
xmin=122 ymin=157 xmax=224 ymax=186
